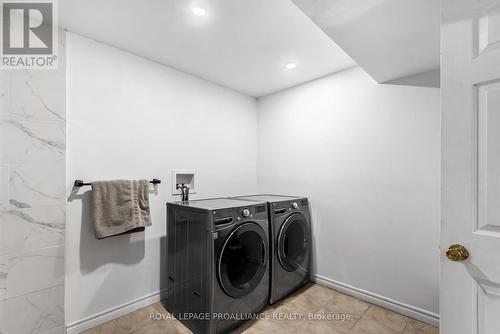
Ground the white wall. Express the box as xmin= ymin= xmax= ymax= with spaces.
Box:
xmin=66 ymin=33 xmax=258 ymax=325
xmin=257 ymin=67 xmax=440 ymax=315
xmin=66 ymin=34 xmax=440 ymax=326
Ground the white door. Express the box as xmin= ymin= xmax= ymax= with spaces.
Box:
xmin=441 ymin=0 xmax=500 ymax=333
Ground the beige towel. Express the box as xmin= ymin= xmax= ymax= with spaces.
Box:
xmin=91 ymin=180 xmax=151 ymax=239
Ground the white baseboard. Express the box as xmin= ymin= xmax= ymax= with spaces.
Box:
xmin=311 ymin=274 xmax=440 ymax=328
xmin=66 ymin=290 xmax=164 ymax=334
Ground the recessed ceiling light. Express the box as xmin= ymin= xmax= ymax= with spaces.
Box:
xmin=285 ymin=62 xmax=297 ymax=70
xmin=192 ymin=7 xmax=206 ymax=17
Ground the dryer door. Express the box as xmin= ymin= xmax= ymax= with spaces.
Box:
xmin=218 ymin=222 xmax=268 ymax=298
xmin=277 ymin=213 xmax=309 ymax=272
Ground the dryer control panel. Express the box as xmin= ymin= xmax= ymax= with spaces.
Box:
xmin=212 ymin=204 xmax=268 ymax=225
xmin=273 ymin=198 xmax=309 ymax=216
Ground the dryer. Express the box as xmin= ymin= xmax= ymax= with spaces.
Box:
xmin=234 ymin=195 xmax=311 ymax=304
xmin=165 ymin=198 xmax=269 ymax=333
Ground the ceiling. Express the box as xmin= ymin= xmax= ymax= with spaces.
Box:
xmin=59 ymin=0 xmax=355 ymax=97
xmin=292 ymin=0 xmax=440 ymax=86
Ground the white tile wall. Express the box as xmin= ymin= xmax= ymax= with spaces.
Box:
xmin=40 ymin=325 xmax=66 ymax=334
xmin=0 ymin=285 xmax=64 ymax=334
xmin=5 ymin=245 xmax=64 ymax=299
xmin=0 ymin=29 xmax=66 ymax=334
xmin=0 ymin=120 xmax=65 ymax=164
xmin=0 ymin=257 xmax=6 ymax=301
xmin=9 ymin=75 xmax=66 ymax=123
xmin=0 ymin=75 xmax=8 ymax=121
xmin=9 ymin=163 xmax=66 ymax=208
xmin=0 ymin=207 xmax=65 ymax=256
xmin=0 ymin=166 xmax=8 ymax=209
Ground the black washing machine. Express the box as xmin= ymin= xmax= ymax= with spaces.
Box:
xmin=166 ymin=198 xmax=269 ymax=333
xmin=233 ymin=195 xmax=311 ymax=304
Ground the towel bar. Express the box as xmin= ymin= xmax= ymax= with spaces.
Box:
xmin=74 ymin=179 xmax=161 ymax=187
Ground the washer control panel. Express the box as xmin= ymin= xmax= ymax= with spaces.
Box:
xmin=241 ymin=208 xmax=251 ymax=217
xmin=291 ymin=202 xmax=299 ymax=209
xmin=212 ymin=204 xmax=267 ymax=225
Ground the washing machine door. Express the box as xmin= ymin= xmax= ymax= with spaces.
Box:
xmin=218 ymin=222 xmax=268 ymax=298
xmin=277 ymin=213 xmax=309 ymax=272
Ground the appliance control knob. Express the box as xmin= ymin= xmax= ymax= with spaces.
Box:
xmin=291 ymin=202 xmax=299 ymax=209
xmin=242 ymin=208 xmax=251 ymax=217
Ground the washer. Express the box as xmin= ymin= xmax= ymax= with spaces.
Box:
xmin=166 ymin=198 xmax=269 ymax=334
xmin=233 ymin=195 xmax=311 ymax=304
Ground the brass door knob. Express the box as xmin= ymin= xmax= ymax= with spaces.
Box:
xmin=446 ymin=244 xmax=470 ymax=262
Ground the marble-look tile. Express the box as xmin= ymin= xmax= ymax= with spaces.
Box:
xmin=0 ymin=256 xmax=6 ymax=301
xmin=0 ymin=24 xmax=65 ymax=334
xmin=403 ymin=319 xmax=439 ymax=334
xmin=9 ymin=29 xmax=66 ymax=84
xmin=0 ymin=75 xmax=9 ymax=120
xmin=6 ymin=245 xmax=64 ymax=298
xmin=0 ymin=166 xmax=8 ymax=209
xmin=0 ymin=120 xmax=65 ymax=164
xmin=8 ymin=163 xmax=65 ymax=208
xmin=0 ymin=285 xmax=64 ymax=334
xmin=0 ymin=207 xmax=65 ymax=256
xmin=39 ymin=325 xmax=66 ymax=334
xmin=9 ymin=75 xmax=65 ymax=123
